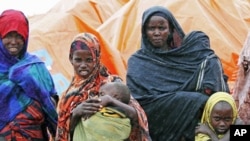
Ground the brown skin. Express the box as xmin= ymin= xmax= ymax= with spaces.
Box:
xmin=69 ymin=49 xmax=137 ymax=136
xmin=70 ymin=94 xmax=137 ymax=137
xmin=2 ymin=31 xmax=24 ymax=57
xmin=145 ymin=15 xmax=170 ymax=49
xmin=70 ymin=49 xmax=95 ymax=79
xmin=99 ymin=83 xmax=123 ymax=102
xmin=196 ymin=102 xmax=233 ymax=141
xmin=211 ymin=102 xmax=233 ymax=135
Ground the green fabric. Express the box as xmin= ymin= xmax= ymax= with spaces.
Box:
xmin=73 ymin=107 xmax=131 ymax=141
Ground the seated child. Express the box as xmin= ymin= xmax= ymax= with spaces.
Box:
xmin=195 ymin=92 xmax=242 ymax=141
xmin=73 ymin=82 xmax=132 ymax=141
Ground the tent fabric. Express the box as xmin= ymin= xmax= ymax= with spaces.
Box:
xmin=26 ymin=0 xmax=250 ymax=95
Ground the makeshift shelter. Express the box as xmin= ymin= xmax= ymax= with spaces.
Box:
xmin=27 ymin=0 xmax=250 ymax=95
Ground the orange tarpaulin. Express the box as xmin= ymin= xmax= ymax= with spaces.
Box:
xmin=27 ymin=0 xmax=250 ymax=95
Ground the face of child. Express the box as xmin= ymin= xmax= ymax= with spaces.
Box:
xmin=99 ymin=85 xmax=116 ymax=97
xmin=99 ymin=84 xmax=122 ymax=101
xmin=70 ymin=49 xmax=95 ymax=79
xmin=210 ymin=102 xmax=233 ymax=135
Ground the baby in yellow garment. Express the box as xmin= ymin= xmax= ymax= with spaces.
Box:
xmin=73 ymin=82 xmax=132 ymax=141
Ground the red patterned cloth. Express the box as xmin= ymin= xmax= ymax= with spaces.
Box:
xmin=0 ymin=101 xmax=46 ymax=141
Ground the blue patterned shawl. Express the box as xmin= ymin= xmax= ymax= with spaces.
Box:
xmin=0 ymin=39 xmax=58 ymax=130
xmin=0 ymin=10 xmax=57 ymax=133
xmin=0 ymin=40 xmax=58 ymax=131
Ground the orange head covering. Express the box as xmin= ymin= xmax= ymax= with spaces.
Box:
xmin=56 ymin=32 xmax=118 ymax=140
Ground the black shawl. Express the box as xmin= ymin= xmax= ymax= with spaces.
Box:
xmin=126 ymin=6 xmax=229 ymax=141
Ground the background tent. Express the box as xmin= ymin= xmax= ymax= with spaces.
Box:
xmin=26 ymin=0 xmax=250 ymax=95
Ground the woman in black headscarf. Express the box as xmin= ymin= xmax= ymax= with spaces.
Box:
xmin=126 ymin=6 xmax=229 ymax=141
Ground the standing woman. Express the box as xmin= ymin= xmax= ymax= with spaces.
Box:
xmin=126 ymin=6 xmax=229 ymax=141
xmin=56 ymin=32 xmax=151 ymax=141
xmin=0 ymin=10 xmax=58 ymax=140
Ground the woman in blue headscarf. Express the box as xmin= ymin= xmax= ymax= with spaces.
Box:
xmin=126 ymin=6 xmax=229 ymax=141
xmin=0 ymin=9 xmax=58 ymax=140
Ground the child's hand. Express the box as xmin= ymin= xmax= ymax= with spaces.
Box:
xmin=98 ymin=95 xmax=114 ymax=107
xmin=72 ymin=98 xmax=102 ymax=120
xmin=195 ymin=123 xmax=212 ymax=135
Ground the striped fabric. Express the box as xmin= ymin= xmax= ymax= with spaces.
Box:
xmin=0 ymin=101 xmax=46 ymax=141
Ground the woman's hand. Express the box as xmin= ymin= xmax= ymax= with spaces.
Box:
xmin=69 ymin=98 xmax=102 ymax=134
xmin=72 ymin=98 xmax=102 ymax=120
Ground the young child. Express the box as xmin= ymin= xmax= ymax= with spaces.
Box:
xmin=195 ymin=92 xmax=241 ymax=141
xmin=73 ymin=82 xmax=132 ymax=141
